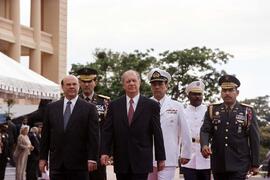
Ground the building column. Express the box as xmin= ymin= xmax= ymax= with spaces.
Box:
xmin=29 ymin=0 xmax=41 ymax=73
xmin=8 ymin=0 xmax=21 ymax=62
xmin=42 ymin=0 xmax=67 ymax=83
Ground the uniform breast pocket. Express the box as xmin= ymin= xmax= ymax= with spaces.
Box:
xmin=235 ymin=120 xmax=247 ymax=134
xmin=165 ymin=114 xmax=177 ymax=127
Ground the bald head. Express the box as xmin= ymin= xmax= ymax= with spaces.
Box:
xmin=61 ymin=75 xmax=80 ymax=100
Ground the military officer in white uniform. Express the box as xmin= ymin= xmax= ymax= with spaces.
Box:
xmin=147 ymin=68 xmax=192 ymax=180
xmin=181 ymin=81 xmax=211 ymax=180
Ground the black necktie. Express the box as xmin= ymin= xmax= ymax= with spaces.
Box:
xmin=63 ymin=101 xmax=72 ymax=129
xmin=85 ymin=97 xmax=90 ymax=102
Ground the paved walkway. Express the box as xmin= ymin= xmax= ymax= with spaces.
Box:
xmin=5 ymin=165 xmax=268 ymax=180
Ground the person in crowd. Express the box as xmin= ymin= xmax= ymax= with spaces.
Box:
xmin=147 ymin=68 xmax=192 ymax=180
xmin=181 ymin=80 xmax=211 ymax=180
xmin=26 ymin=127 xmax=40 ymax=180
xmin=34 ymin=122 xmax=43 ymax=140
xmin=200 ymin=75 xmax=260 ymax=180
xmin=77 ymin=67 xmax=110 ymax=180
xmin=6 ymin=116 xmax=17 ymax=167
xmin=39 ymin=75 xmax=99 ymax=180
xmin=14 ymin=125 xmax=33 ymax=180
xmin=101 ymin=70 xmax=166 ymax=180
xmin=0 ymin=122 xmax=9 ymax=180
xmin=16 ymin=116 xmax=28 ymax=139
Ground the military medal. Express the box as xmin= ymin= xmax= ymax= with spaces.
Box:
xmin=214 ymin=112 xmax=219 ymax=131
xmin=238 ymin=126 xmax=242 ymax=133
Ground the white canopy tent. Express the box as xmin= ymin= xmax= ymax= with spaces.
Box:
xmin=0 ymin=52 xmax=60 ymax=100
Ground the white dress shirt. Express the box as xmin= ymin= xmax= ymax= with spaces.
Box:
xmin=126 ymin=94 xmax=140 ymax=113
xmin=63 ymin=96 xmax=78 ymax=114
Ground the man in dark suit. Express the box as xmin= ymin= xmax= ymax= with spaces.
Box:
xmin=200 ymin=75 xmax=260 ymax=180
xmin=100 ymin=70 xmax=166 ymax=180
xmin=6 ymin=116 xmax=17 ymax=167
xmin=39 ymin=75 xmax=99 ymax=180
xmin=26 ymin=127 xmax=40 ymax=180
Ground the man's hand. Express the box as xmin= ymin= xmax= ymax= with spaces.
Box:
xmin=39 ymin=160 xmax=47 ymax=173
xmin=248 ymin=166 xmax=260 ymax=177
xmin=157 ymin=160 xmax=165 ymax=171
xmin=180 ymin=158 xmax=190 ymax=165
xmin=100 ymin=154 xmax=109 ymax=166
xmin=88 ymin=162 xmax=97 ymax=172
xmin=201 ymin=145 xmax=212 ymax=158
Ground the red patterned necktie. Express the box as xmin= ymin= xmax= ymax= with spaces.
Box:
xmin=128 ymin=98 xmax=134 ymax=125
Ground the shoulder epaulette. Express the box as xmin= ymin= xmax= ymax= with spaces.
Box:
xmin=97 ymin=94 xmax=110 ymax=100
xmin=240 ymin=103 xmax=253 ymax=108
xmin=208 ymin=103 xmax=221 ymax=120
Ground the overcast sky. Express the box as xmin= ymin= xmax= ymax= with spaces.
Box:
xmin=21 ymin=0 xmax=270 ymax=100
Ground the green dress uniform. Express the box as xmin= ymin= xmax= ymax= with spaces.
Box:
xmin=80 ymin=93 xmax=110 ymax=180
xmin=200 ymin=102 xmax=260 ymax=174
xmin=80 ymin=93 xmax=110 ymax=123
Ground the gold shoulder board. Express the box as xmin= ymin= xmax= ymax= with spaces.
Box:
xmin=98 ymin=94 xmax=110 ymax=100
xmin=208 ymin=103 xmax=221 ymax=120
xmin=240 ymin=103 xmax=253 ymax=108
xmin=209 ymin=105 xmax=213 ymax=120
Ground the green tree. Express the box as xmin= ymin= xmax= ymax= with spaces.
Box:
xmin=4 ymin=98 xmax=15 ymax=117
xmin=70 ymin=49 xmax=158 ymax=100
xmin=70 ymin=47 xmax=233 ymax=101
xmin=241 ymin=95 xmax=270 ymax=123
xmin=159 ymin=46 xmax=233 ymax=102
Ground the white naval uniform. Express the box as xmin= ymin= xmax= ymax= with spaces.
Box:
xmin=182 ymin=104 xmax=210 ymax=170
xmin=148 ymin=95 xmax=192 ymax=180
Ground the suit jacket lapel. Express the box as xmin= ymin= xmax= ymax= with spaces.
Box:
xmin=57 ymin=99 xmax=65 ymax=132
xmin=119 ymin=96 xmax=129 ymax=127
xmin=131 ymin=95 xmax=144 ymax=124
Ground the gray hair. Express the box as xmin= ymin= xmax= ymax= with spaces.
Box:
xmin=20 ymin=125 xmax=30 ymax=134
xmin=30 ymin=127 xmax=39 ymax=134
xmin=121 ymin=70 xmax=141 ymax=83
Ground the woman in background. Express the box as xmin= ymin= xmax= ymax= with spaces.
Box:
xmin=14 ymin=125 xmax=33 ymax=180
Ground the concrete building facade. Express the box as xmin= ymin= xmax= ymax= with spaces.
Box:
xmin=0 ymin=0 xmax=67 ymax=84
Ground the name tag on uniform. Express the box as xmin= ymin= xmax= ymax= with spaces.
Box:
xmin=96 ymin=105 xmax=105 ymax=113
xmin=166 ymin=109 xmax=177 ymax=114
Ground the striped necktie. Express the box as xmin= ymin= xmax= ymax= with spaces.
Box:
xmin=128 ymin=99 xmax=134 ymax=125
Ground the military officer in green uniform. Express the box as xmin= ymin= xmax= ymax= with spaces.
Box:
xmin=77 ymin=67 xmax=110 ymax=180
xmin=200 ymin=75 xmax=260 ymax=180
